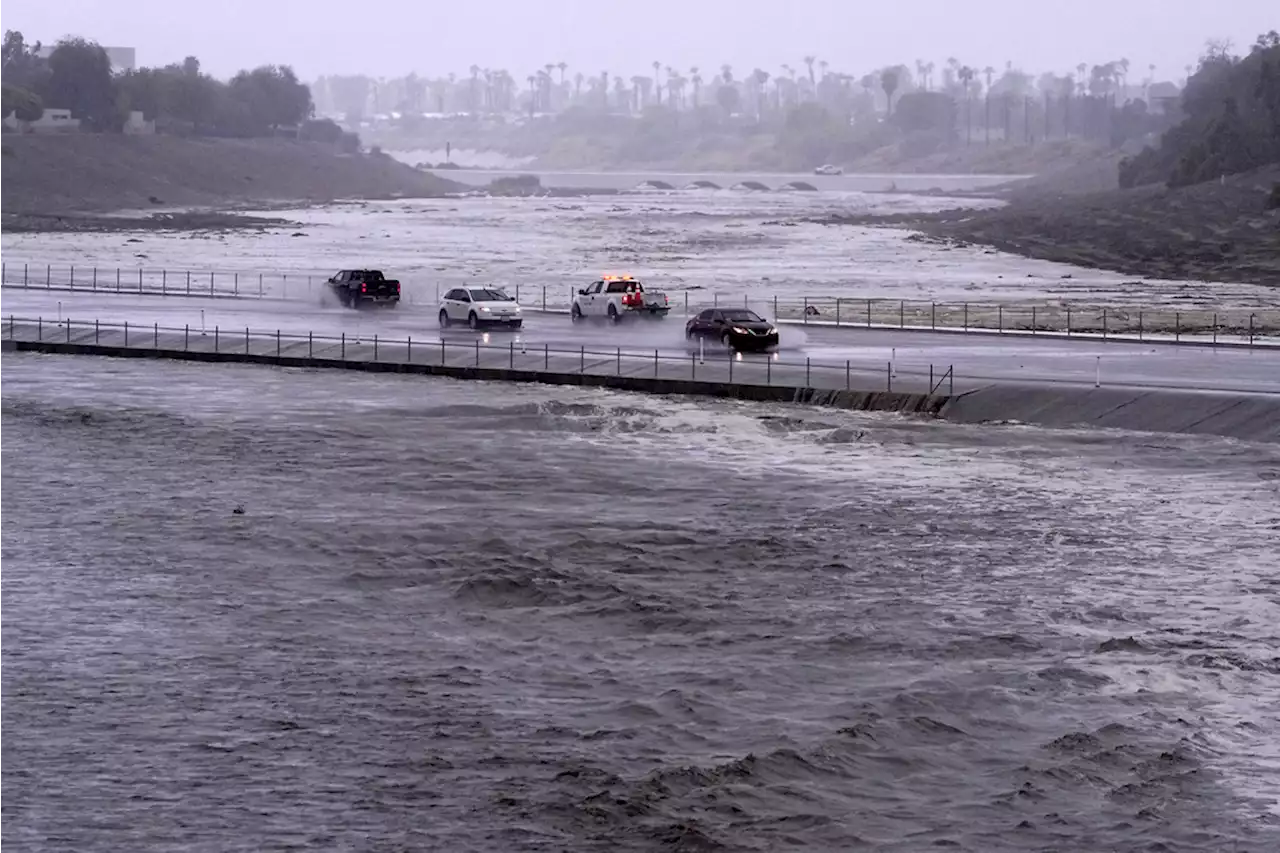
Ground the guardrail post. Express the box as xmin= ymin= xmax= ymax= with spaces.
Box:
xmin=654 ymin=349 xmax=659 ymax=377
xmin=407 ymin=335 xmax=412 ymax=362
xmin=866 ymin=299 xmax=871 ymax=328
xmin=309 ymin=332 xmax=314 ymax=358
xmin=616 ymin=347 xmax=621 ymax=375
xmin=1031 ymin=306 xmax=1036 ymax=334
xmin=282 ymin=275 xmax=287 ymax=298
xmin=1102 ymin=307 xmax=1108 ymax=339
xmin=341 ymin=332 xmax=345 ymax=359
xmin=162 ymin=270 xmax=166 ymax=294
xmin=93 ymin=267 xmax=98 ymax=289
xmin=1095 ymin=356 xmax=1101 ymax=387
xmin=234 ymin=273 xmax=240 ymax=296
xmin=886 ymin=361 xmax=892 ymax=392
xmin=1175 ymin=312 xmax=1180 ymax=343
xmin=245 ymin=327 xmax=249 ymax=354
xmin=806 ymin=358 xmax=811 ymax=387
xmin=209 ymin=272 xmax=214 ymax=296
xmin=139 ymin=268 xmax=144 ymax=292
xmin=541 ymin=285 xmax=547 ymax=311
xmin=803 ymin=296 xmax=809 ymax=323
xmin=373 ymin=334 xmax=378 ymax=361
xmin=998 ymin=305 xmax=1003 ymax=333
xmin=1249 ymin=313 xmax=1255 ymax=346
xmin=579 ymin=345 xmax=584 ymax=373
xmin=931 ymin=302 xmax=936 ymax=330
xmin=773 ymin=295 xmax=778 ymax=320
xmin=215 ymin=326 xmax=219 ymax=352
xmin=1212 ymin=313 xmax=1218 ymax=345
xmin=70 ymin=265 xmax=75 ymax=288
xmin=67 ymin=317 xmax=71 ymax=342
xmin=185 ymin=324 xmax=189 ymax=350
xmin=509 ymin=340 xmax=514 ymax=368
xmin=37 ymin=316 xmax=42 ymax=340
xmin=259 ymin=273 xmax=263 ymax=296
xmin=95 ymin=319 xmax=99 ymax=344
xmin=277 ymin=330 xmax=282 ymax=358
xmin=116 ymin=267 xmax=121 ymax=292
xmin=1066 ymin=307 xmax=1071 ymax=336
xmin=46 ymin=264 xmax=51 ymax=287
xmin=123 ymin=320 xmax=127 ymax=346
xmin=24 ymin=263 xmax=28 ymax=286
xmin=949 ymin=366 xmax=954 ymax=396
xmin=440 ymin=339 xmax=445 ymax=365
xmin=766 ymin=356 xmax=771 ymax=385
xmin=899 ymin=300 xmax=904 ymax=328
xmin=475 ymin=339 xmax=480 ymax=367
xmin=186 ymin=271 xmax=191 ymax=295
xmin=154 ymin=322 xmax=159 ymax=348
xmin=835 ymin=298 xmax=841 ymax=326
xmin=845 ymin=360 xmax=850 ymax=390
xmin=1137 ymin=310 xmax=1143 ymax=341
xmin=964 ymin=303 xmax=969 ymax=332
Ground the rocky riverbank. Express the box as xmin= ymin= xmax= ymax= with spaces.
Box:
xmin=817 ymin=164 xmax=1280 ymax=286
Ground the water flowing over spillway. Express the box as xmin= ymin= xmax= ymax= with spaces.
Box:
xmin=4 ymin=354 xmax=1278 ymax=852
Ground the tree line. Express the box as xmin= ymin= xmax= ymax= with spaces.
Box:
xmin=1120 ymin=31 xmax=1280 ymax=189
xmin=1 ymin=30 xmax=347 ymax=144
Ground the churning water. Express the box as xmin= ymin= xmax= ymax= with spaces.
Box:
xmin=3 ymin=352 xmax=1280 ymax=852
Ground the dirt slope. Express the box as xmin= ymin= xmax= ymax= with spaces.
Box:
xmin=1 ymin=134 xmax=462 ymax=215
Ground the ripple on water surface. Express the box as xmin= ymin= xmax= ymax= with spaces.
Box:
xmin=3 ymin=352 xmax=1279 ymax=852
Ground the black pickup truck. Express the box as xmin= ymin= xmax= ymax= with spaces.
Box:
xmin=327 ymin=269 xmax=401 ymax=308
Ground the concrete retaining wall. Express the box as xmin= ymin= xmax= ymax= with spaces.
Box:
xmin=942 ymin=384 xmax=1280 ymax=443
xmin=7 ymin=339 xmax=1277 ymax=443
xmin=5 ymin=339 xmax=947 ymax=417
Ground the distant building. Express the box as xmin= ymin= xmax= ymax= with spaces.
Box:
xmin=36 ymin=44 xmax=136 ymax=74
xmin=2 ymin=108 xmax=82 ymax=134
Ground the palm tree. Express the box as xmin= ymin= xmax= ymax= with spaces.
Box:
xmin=665 ymin=65 xmax=677 ymax=106
xmin=652 ymin=60 xmax=662 ymax=105
xmin=751 ymin=68 xmax=770 ymax=117
xmin=469 ymin=64 xmax=481 ymax=112
xmin=924 ymin=61 xmax=935 ymax=91
xmin=526 ymin=74 xmax=536 ymax=114
xmin=721 ymin=64 xmax=733 ymax=84
xmin=574 ymin=71 xmax=584 ymax=103
xmin=982 ymin=66 xmax=995 ymax=144
xmin=880 ymin=67 xmax=900 ymax=115
xmin=557 ymin=61 xmax=567 ymax=85
xmin=690 ymin=67 xmax=702 ymax=108
xmin=803 ymin=55 xmax=816 ymax=87
xmin=958 ymin=66 xmax=975 ymax=143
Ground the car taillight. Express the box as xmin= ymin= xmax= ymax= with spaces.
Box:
xmin=361 ymin=283 xmax=367 ymax=292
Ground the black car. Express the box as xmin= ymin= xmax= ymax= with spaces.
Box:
xmin=685 ymin=308 xmax=780 ymax=352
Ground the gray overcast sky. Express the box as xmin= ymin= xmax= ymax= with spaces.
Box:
xmin=3 ymin=0 xmax=1276 ymax=81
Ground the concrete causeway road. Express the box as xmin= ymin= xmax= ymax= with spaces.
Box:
xmin=3 ymin=289 xmax=1279 ymax=396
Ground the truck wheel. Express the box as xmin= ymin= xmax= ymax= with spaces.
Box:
xmin=439 ymin=309 xmax=450 ymax=328
xmin=468 ymin=312 xmax=480 ymax=330
xmin=608 ymin=305 xmax=620 ymax=323
xmin=571 ymin=304 xmax=583 ymax=323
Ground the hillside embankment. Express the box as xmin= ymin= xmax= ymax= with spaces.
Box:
xmin=1 ymin=135 xmax=464 ymax=231
xmin=818 ymin=164 xmax=1280 ymax=286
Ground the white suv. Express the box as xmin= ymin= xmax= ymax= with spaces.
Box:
xmin=439 ymin=286 xmax=523 ymax=330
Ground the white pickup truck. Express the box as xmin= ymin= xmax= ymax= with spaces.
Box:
xmin=570 ymin=275 xmax=670 ymax=323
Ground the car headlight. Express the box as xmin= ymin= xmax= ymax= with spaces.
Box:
xmin=511 ymin=304 xmax=522 ymax=312
xmin=732 ymin=326 xmax=749 ymax=334
xmin=479 ymin=305 xmax=491 ymax=312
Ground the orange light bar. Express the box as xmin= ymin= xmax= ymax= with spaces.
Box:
xmin=601 ymin=274 xmax=635 ymax=281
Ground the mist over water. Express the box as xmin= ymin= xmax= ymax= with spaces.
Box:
xmin=4 ymin=353 xmax=1279 ymax=852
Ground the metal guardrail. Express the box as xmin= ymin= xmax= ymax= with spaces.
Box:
xmin=4 ymin=315 xmax=956 ymax=396
xmin=4 ymin=261 xmax=1277 ymax=345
